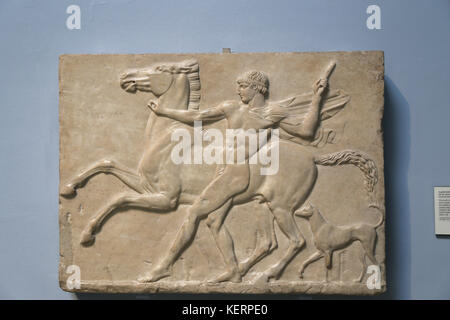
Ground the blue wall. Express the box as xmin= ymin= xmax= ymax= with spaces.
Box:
xmin=0 ymin=0 xmax=448 ymax=299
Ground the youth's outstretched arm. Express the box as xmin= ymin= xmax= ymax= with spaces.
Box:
xmin=148 ymin=101 xmax=226 ymax=125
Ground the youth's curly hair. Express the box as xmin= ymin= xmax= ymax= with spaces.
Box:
xmin=237 ymin=71 xmax=269 ymax=96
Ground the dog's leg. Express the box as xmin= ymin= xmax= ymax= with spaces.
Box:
xmin=361 ymin=232 xmax=378 ymax=265
xmin=357 ymin=252 xmax=368 ymax=282
xmin=324 ymin=251 xmax=332 ymax=269
xmin=299 ymin=251 xmax=323 ymax=279
xmin=356 ymin=229 xmax=379 ymax=282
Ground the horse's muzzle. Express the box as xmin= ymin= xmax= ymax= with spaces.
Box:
xmin=120 ymin=79 xmax=137 ymax=93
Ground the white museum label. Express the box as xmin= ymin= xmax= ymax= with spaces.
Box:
xmin=434 ymin=187 xmax=450 ymax=235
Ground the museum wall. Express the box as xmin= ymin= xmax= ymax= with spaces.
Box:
xmin=0 ymin=0 xmax=448 ymax=299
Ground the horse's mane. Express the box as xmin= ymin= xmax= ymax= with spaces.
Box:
xmin=155 ymin=59 xmax=201 ymax=110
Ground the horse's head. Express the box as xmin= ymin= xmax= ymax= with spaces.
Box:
xmin=119 ymin=60 xmax=201 ymax=110
xmin=119 ymin=67 xmax=173 ymax=97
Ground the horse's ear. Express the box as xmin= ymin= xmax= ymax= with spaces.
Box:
xmin=180 ymin=59 xmax=199 ymax=73
xmin=184 ymin=59 xmax=198 ymax=67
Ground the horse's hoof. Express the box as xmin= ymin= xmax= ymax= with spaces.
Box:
xmin=80 ymin=230 xmax=95 ymax=246
xmin=60 ymin=184 xmax=76 ymax=198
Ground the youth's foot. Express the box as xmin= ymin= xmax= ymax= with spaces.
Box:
xmin=138 ymin=265 xmax=171 ymax=283
xmin=208 ymin=269 xmax=242 ymax=283
xmin=238 ymin=260 xmax=251 ymax=276
xmin=252 ymin=268 xmax=279 ymax=284
xmin=250 ymin=272 xmax=270 ymax=285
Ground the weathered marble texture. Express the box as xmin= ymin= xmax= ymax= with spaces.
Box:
xmin=59 ymin=51 xmax=385 ymax=294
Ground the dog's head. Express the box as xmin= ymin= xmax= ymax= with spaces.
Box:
xmin=295 ymin=203 xmax=315 ymax=219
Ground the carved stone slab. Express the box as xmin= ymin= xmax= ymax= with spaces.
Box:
xmin=59 ymin=51 xmax=386 ymax=294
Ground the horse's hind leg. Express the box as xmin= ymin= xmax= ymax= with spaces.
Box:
xmin=80 ymin=191 xmax=178 ymax=246
xmin=254 ymin=205 xmax=305 ymax=282
xmin=238 ymin=205 xmax=277 ymax=276
xmin=60 ymin=159 xmax=144 ymax=197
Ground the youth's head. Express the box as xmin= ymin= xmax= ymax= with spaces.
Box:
xmin=236 ymin=71 xmax=269 ymax=103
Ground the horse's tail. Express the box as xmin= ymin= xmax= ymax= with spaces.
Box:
xmin=314 ymin=150 xmax=378 ymax=203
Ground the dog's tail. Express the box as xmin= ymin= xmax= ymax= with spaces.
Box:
xmin=368 ymin=203 xmax=384 ymax=228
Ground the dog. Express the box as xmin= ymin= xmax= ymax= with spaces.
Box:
xmin=295 ymin=202 xmax=383 ymax=282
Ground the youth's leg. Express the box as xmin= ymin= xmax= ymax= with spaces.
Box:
xmin=141 ymin=166 xmax=249 ymax=282
xmin=206 ymin=199 xmax=241 ymax=283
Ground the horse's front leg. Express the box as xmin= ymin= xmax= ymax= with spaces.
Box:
xmin=60 ymin=159 xmax=144 ymax=197
xmin=80 ymin=191 xmax=179 ymax=246
xmin=299 ymin=250 xmax=323 ymax=279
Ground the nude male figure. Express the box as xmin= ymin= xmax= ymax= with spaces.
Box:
xmin=141 ymin=71 xmax=328 ymax=282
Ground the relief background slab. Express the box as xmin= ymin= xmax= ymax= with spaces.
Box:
xmin=59 ymin=51 xmax=385 ymax=294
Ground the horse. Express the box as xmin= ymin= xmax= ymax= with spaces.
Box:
xmin=60 ymin=59 xmax=378 ymax=282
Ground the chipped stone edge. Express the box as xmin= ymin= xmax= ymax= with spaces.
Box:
xmin=60 ymin=280 xmax=386 ymax=295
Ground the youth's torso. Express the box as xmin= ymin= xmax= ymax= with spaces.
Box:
xmin=225 ymin=104 xmax=276 ymax=161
